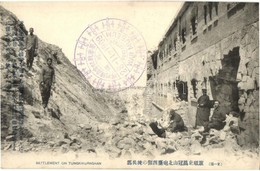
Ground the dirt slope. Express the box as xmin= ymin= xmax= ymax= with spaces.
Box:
xmin=0 ymin=5 xmax=125 ymax=151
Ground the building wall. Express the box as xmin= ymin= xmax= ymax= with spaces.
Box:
xmin=149 ymin=2 xmax=259 ymax=147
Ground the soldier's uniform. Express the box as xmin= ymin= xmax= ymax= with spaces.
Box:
xmin=25 ymin=34 xmax=38 ymax=69
xmin=195 ymin=94 xmax=211 ymax=127
xmin=204 ymin=106 xmax=226 ymax=132
xmin=39 ymin=64 xmax=55 ymax=108
xmin=167 ymin=112 xmax=186 ymax=132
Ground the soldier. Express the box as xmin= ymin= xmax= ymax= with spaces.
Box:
xmin=39 ymin=57 xmax=55 ymax=108
xmin=203 ymin=100 xmax=226 ymax=132
xmin=195 ymin=88 xmax=211 ymax=128
xmin=25 ymin=28 xmax=38 ymax=70
xmin=167 ymin=109 xmax=186 ymax=132
xmin=149 ymin=109 xmax=186 ymax=138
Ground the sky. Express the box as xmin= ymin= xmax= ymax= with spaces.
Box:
xmin=1 ymin=1 xmax=183 ymax=86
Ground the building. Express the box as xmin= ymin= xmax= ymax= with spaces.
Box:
xmin=148 ymin=2 xmax=259 ymax=147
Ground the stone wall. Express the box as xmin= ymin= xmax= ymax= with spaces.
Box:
xmin=148 ymin=3 xmax=259 ymax=147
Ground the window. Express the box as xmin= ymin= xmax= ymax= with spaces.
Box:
xmin=191 ymin=16 xmax=197 ymax=35
xmin=204 ymin=5 xmax=207 ymax=24
xmin=169 ymin=39 xmax=172 ymax=51
xmin=190 ymin=6 xmax=198 ymax=35
xmin=169 ymin=44 xmax=172 ymax=55
xmin=181 ymin=28 xmax=186 ymax=43
xmin=159 ymin=51 xmax=163 ymax=60
xmin=165 ymin=44 xmax=168 ymax=56
xmin=180 ymin=16 xmax=187 ymax=44
xmin=191 ymin=79 xmax=198 ymax=98
xmin=173 ymin=33 xmax=177 ymax=51
xmin=214 ymin=2 xmax=219 ymax=16
xmin=208 ymin=2 xmax=213 ymax=21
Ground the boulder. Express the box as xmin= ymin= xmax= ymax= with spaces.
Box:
xmin=219 ymin=131 xmax=226 ymax=141
xmin=70 ymin=143 xmax=82 ymax=151
xmin=57 ymin=139 xmax=71 ymax=146
xmin=117 ymin=137 xmax=135 ymax=150
xmin=4 ymin=143 xmax=12 ymax=150
xmin=60 ymin=144 xmax=69 ymax=153
xmin=121 ymin=149 xmax=132 ymax=158
xmin=190 ymin=140 xmax=202 ymax=155
xmin=28 ymin=137 xmax=41 ymax=144
xmin=5 ymin=135 xmax=15 ymax=141
xmin=32 ymin=111 xmax=41 ymax=119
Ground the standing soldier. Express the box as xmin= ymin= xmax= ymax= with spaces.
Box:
xmin=195 ymin=88 xmax=211 ymax=129
xmin=39 ymin=57 xmax=55 ymax=108
xmin=25 ymin=28 xmax=38 ymax=70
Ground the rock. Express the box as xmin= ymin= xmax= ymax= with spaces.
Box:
xmin=5 ymin=135 xmax=15 ymax=141
xmin=143 ymin=134 xmax=153 ymax=142
xmin=142 ymin=150 xmax=154 ymax=157
xmin=179 ymin=137 xmax=190 ymax=146
xmin=79 ymin=124 xmax=85 ymax=128
xmin=111 ymin=120 xmax=120 ymax=126
xmin=143 ymin=142 xmax=153 ymax=150
xmin=117 ymin=137 xmax=135 ymax=150
xmin=60 ymin=144 xmax=69 ymax=153
xmin=190 ymin=140 xmax=202 ymax=155
xmin=28 ymin=137 xmax=41 ymax=144
xmin=57 ymin=139 xmax=71 ymax=146
xmin=71 ymin=137 xmax=82 ymax=145
xmin=155 ymin=138 xmax=167 ymax=150
xmin=32 ymin=111 xmax=41 ymax=119
xmin=107 ymin=146 xmax=121 ymax=158
xmin=64 ymin=133 xmax=70 ymax=139
xmin=48 ymin=141 xmax=55 ymax=147
xmin=219 ymin=131 xmax=226 ymax=141
xmin=177 ymin=132 xmax=183 ymax=139
xmin=166 ymin=132 xmax=179 ymax=140
xmin=144 ymin=126 xmax=156 ymax=135
xmin=163 ymin=146 xmax=176 ymax=154
xmin=70 ymin=143 xmax=81 ymax=151
xmin=121 ymin=149 xmax=132 ymax=158
xmin=120 ymin=108 xmax=128 ymax=113
xmin=87 ymin=148 xmax=96 ymax=153
xmin=191 ymin=131 xmax=203 ymax=142
xmin=133 ymin=133 xmax=142 ymax=140
xmin=4 ymin=143 xmax=12 ymax=150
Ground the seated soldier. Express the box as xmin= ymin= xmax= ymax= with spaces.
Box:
xmin=167 ymin=109 xmax=187 ymax=132
xmin=149 ymin=109 xmax=187 ymax=138
xmin=203 ymin=100 xmax=226 ymax=132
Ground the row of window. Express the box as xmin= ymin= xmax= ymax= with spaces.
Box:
xmin=157 ymin=2 xmax=244 ymax=70
xmin=158 ymin=2 xmax=220 ymax=61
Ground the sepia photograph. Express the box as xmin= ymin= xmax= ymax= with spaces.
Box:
xmin=0 ymin=1 xmax=259 ymax=169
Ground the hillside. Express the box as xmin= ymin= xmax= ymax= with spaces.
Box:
xmin=0 ymin=5 xmax=126 ymax=153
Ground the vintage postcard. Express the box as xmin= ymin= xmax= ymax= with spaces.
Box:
xmin=0 ymin=1 xmax=259 ymax=169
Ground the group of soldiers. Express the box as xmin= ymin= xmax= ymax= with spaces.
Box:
xmin=149 ymin=88 xmax=232 ymax=140
xmin=195 ymin=89 xmax=227 ymax=132
xmin=25 ymin=28 xmax=55 ymax=109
